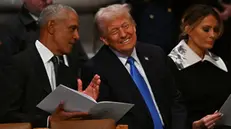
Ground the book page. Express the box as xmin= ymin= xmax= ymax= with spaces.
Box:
xmin=217 ymin=94 xmax=231 ymax=126
xmin=64 ymin=85 xmax=96 ymax=103
xmin=89 ymin=101 xmax=134 ymax=122
xmin=37 ymin=84 xmax=96 ymax=113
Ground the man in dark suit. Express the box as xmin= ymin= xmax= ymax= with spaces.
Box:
xmin=0 ymin=0 xmax=88 ymax=69
xmin=81 ymin=4 xmax=187 ymax=129
xmin=3 ymin=4 xmax=100 ymax=128
xmin=125 ymin=0 xmax=178 ymax=54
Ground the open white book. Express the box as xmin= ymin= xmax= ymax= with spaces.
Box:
xmin=216 ymin=94 xmax=231 ymax=126
xmin=37 ymin=84 xmax=134 ymax=122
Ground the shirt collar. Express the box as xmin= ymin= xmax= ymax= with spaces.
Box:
xmin=29 ymin=13 xmax=39 ymax=21
xmin=35 ymin=40 xmax=54 ymax=64
xmin=168 ymin=40 xmax=228 ymax=72
xmin=19 ymin=5 xmax=37 ymax=26
xmin=110 ymin=47 xmax=140 ymax=66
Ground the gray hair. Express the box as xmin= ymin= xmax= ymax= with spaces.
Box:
xmin=94 ymin=4 xmax=135 ymax=36
xmin=38 ymin=4 xmax=77 ymax=27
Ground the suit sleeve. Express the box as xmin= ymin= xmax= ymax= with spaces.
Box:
xmin=160 ymin=50 xmax=188 ymax=129
xmin=0 ymin=23 xmax=17 ymax=68
xmin=80 ymin=61 xmax=133 ymax=127
xmin=0 ymin=67 xmax=14 ymax=121
xmin=80 ymin=61 xmax=112 ymax=101
xmin=0 ymin=20 xmax=26 ymax=55
xmin=3 ymin=57 xmax=49 ymax=128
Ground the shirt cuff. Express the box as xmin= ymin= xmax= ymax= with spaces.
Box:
xmin=47 ymin=116 xmax=50 ymax=127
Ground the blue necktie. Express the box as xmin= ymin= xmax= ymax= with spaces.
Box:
xmin=127 ymin=57 xmax=163 ymax=129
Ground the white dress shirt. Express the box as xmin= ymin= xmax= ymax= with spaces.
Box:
xmin=35 ymin=40 xmax=69 ymax=91
xmin=35 ymin=40 xmax=70 ymax=126
xmin=29 ymin=13 xmax=38 ymax=21
xmin=111 ymin=48 xmax=164 ymax=125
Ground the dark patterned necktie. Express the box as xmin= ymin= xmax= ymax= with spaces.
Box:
xmin=51 ymin=56 xmax=64 ymax=86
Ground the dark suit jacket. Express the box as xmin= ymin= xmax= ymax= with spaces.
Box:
xmin=3 ymin=43 xmax=81 ymax=127
xmin=0 ymin=5 xmax=88 ymax=68
xmin=81 ymin=43 xmax=187 ymax=129
xmin=127 ymin=0 xmax=178 ymax=54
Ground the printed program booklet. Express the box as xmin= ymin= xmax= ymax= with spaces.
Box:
xmin=37 ymin=84 xmax=134 ymax=122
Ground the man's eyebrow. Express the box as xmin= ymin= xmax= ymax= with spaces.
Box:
xmin=69 ymin=25 xmax=79 ymax=29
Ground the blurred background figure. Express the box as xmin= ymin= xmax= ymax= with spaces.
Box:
xmin=212 ymin=0 xmax=231 ymax=66
xmin=218 ymin=1 xmax=231 ymax=20
xmin=125 ymin=0 xmax=178 ymax=54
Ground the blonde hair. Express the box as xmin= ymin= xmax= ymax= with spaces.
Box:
xmin=94 ymin=3 xmax=135 ymax=36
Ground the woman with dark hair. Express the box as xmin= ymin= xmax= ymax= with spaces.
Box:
xmin=168 ymin=4 xmax=231 ymax=129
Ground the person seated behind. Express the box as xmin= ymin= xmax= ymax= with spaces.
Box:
xmin=81 ymin=3 xmax=187 ymax=129
xmin=126 ymin=0 xmax=178 ymax=54
xmin=0 ymin=0 xmax=88 ymax=71
xmin=168 ymin=4 xmax=230 ymax=129
xmin=2 ymin=4 xmax=100 ymax=128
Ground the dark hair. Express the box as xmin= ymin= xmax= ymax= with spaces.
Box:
xmin=180 ymin=4 xmax=223 ymax=40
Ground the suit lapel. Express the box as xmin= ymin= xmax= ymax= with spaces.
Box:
xmin=136 ymin=45 xmax=160 ymax=121
xmin=136 ymin=45 xmax=158 ymax=95
xmin=97 ymin=46 xmax=152 ymax=120
xmin=29 ymin=44 xmax=52 ymax=94
xmin=136 ymin=43 xmax=168 ymax=125
xmin=66 ymin=53 xmax=74 ymax=74
xmin=97 ymin=46 xmax=135 ymax=100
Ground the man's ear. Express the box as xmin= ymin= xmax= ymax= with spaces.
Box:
xmin=47 ymin=20 xmax=55 ymax=35
xmin=100 ymin=37 xmax=109 ymax=46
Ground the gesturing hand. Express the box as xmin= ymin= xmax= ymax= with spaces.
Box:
xmin=77 ymin=74 xmax=101 ymax=100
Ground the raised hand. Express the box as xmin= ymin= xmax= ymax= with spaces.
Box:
xmin=77 ymin=74 xmax=101 ymax=100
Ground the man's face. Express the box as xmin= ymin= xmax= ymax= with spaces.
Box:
xmin=101 ymin=15 xmax=137 ymax=56
xmin=52 ymin=10 xmax=79 ymax=55
xmin=24 ymin=0 xmax=53 ymax=15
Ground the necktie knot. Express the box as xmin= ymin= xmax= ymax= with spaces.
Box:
xmin=51 ymin=56 xmax=64 ymax=65
xmin=51 ymin=56 xmax=59 ymax=65
xmin=51 ymin=56 xmax=62 ymax=87
xmin=50 ymin=55 xmax=73 ymax=89
xmin=127 ymin=57 xmax=135 ymax=65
